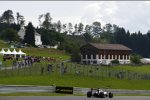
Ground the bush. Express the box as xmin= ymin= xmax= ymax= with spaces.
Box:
xmin=111 ymin=59 xmax=119 ymax=64
xmin=130 ymin=54 xmax=141 ymax=64
xmin=71 ymin=52 xmax=81 ymax=63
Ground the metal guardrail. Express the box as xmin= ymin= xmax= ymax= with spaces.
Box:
xmin=0 ymin=85 xmax=150 ymax=94
xmin=0 ymin=85 xmax=55 ymax=94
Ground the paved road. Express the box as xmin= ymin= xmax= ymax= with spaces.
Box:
xmin=0 ymin=96 xmax=150 ymax=100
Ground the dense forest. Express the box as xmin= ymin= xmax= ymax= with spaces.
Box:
xmin=0 ymin=9 xmax=150 ymax=60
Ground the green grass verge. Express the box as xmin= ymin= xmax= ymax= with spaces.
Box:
xmin=1 ymin=74 xmax=150 ymax=90
xmin=112 ymin=65 xmax=150 ymax=73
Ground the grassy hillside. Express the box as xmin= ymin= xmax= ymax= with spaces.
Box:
xmin=0 ymin=40 xmax=9 ymax=48
xmin=22 ymin=47 xmax=70 ymax=60
xmin=0 ymin=41 xmax=70 ymax=65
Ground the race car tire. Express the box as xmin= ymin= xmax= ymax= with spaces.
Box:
xmin=109 ymin=92 xmax=113 ymax=98
xmin=87 ymin=91 xmax=92 ymax=98
xmin=93 ymin=93 xmax=97 ymax=97
xmin=99 ymin=92 xmax=105 ymax=98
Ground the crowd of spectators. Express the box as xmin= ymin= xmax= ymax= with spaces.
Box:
xmin=11 ymin=55 xmax=57 ymax=68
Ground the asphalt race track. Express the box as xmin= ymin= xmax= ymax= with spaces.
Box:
xmin=0 ymin=96 xmax=150 ymax=100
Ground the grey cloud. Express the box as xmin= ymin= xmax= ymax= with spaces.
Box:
xmin=82 ymin=1 xmax=150 ymax=33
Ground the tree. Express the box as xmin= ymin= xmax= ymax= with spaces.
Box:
xmin=92 ymin=21 xmax=102 ymax=37
xmin=24 ymin=22 xmax=35 ymax=46
xmin=56 ymin=20 xmax=61 ymax=33
xmin=70 ymin=43 xmax=81 ymax=62
xmin=85 ymin=25 xmax=91 ymax=34
xmin=52 ymin=22 xmax=57 ymax=31
xmin=38 ymin=14 xmax=43 ymax=28
xmin=40 ymin=29 xmax=64 ymax=46
xmin=112 ymin=24 xmax=119 ymax=33
xmin=42 ymin=12 xmax=53 ymax=30
xmin=78 ymin=23 xmax=84 ymax=35
xmin=71 ymin=51 xmax=81 ymax=63
xmin=62 ymin=24 xmax=67 ymax=33
xmin=83 ymin=32 xmax=93 ymax=43
xmin=100 ymin=23 xmax=113 ymax=43
xmin=41 ymin=29 xmax=50 ymax=45
xmin=1 ymin=28 xmax=19 ymax=43
xmin=16 ymin=12 xmax=25 ymax=26
xmin=147 ymin=30 xmax=150 ymax=39
xmin=114 ymin=27 xmax=127 ymax=45
xmin=126 ymin=30 xmax=131 ymax=47
xmin=0 ymin=10 xmax=15 ymax=24
xmin=103 ymin=23 xmax=112 ymax=34
xmin=74 ymin=24 xmax=78 ymax=35
xmin=68 ymin=22 xmax=73 ymax=35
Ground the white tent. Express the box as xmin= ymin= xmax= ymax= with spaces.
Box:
xmin=0 ymin=48 xmax=26 ymax=58
xmin=12 ymin=49 xmax=18 ymax=54
xmin=12 ymin=49 xmax=18 ymax=58
xmin=0 ymin=48 xmax=6 ymax=55
xmin=5 ymin=49 xmax=12 ymax=55
xmin=18 ymin=49 xmax=26 ymax=58
xmin=140 ymin=58 xmax=150 ymax=64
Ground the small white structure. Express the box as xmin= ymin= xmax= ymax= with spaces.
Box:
xmin=18 ymin=26 xmax=25 ymax=39
xmin=0 ymin=48 xmax=26 ymax=58
xmin=140 ymin=58 xmax=150 ymax=64
xmin=45 ymin=45 xmax=58 ymax=49
xmin=18 ymin=26 xmax=42 ymax=46
xmin=35 ymin=32 xmax=42 ymax=46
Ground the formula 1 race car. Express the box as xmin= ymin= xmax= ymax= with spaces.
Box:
xmin=87 ymin=88 xmax=113 ymax=98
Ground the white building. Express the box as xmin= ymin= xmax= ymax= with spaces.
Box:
xmin=34 ymin=31 xmax=42 ymax=46
xmin=18 ymin=26 xmax=42 ymax=46
xmin=18 ymin=26 xmax=25 ymax=39
xmin=80 ymin=43 xmax=132 ymax=65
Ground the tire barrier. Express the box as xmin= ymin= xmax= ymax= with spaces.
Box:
xmin=55 ymin=86 xmax=73 ymax=94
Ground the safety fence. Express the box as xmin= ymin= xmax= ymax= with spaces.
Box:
xmin=0 ymin=62 xmax=150 ymax=80
xmin=65 ymin=63 xmax=150 ymax=80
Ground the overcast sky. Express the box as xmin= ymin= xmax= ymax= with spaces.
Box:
xmin=0 ymin=1 xmax=150 ymax=34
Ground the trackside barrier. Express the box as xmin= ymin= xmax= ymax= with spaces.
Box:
xmin=0 ymin=85 xmax=150 ymax=94
xmin=55 ymin=86 xmax=73 ymax=94
xmin=0 ymin=85 xmax=55 ymax=94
